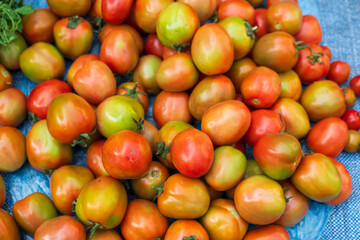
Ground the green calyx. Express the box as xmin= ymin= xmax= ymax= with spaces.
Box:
xmin=306 ymin=46 xmax=325 ymax=65
xmin=72 ymin=200 xmax=77 ymax=213
xmin=210 ymin=10 xmax=218 ymax=23
xmin=71 ymin=126 xmax=97 ymax=148
xmin=183 ymin=236 xmax=198 ymax=240
xmin=155 ymin=141 xmax=170 ymax=161
xmin=133 ymin=117 xmax=145 ymax=133
xmin=122 ymin=82 xmax=147 ymax=106
xmin=172 ymin=43 xmax=191 ymax=53
xmin=153 ymin=182 xmax=165 ymax=201
xmin=285 ymin=195 xmax=295 ymax=203
xmin=245 ymin=20 xmax=258 ymax=40
xmin=66 ymin=16 xmax=83 ymax=29
xmin=90 ymin=15 xmax=106 ymax=36
xmin=43 ymin=169 xmax=54 ymax=176
xmin=89 ymin=222 xmax=104 ymax=238
xmin=28 ymin=112 xmax=41 ymax=125
xmin=295 ymin=41 xmax=308 ymax=56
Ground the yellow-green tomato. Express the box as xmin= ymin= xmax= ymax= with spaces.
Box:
xmin=244 ymin=159 xmax=264 ymax=178
xmin=0 ymin=33 xmax=27 ymax=71
xmin=278 ymin=70 xmax=302 ymax=101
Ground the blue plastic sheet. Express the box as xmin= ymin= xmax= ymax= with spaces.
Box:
xmin=1 ymin=0 xmax=360 ymax=239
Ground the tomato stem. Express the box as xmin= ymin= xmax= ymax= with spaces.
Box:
xmin=155 ymin=141 xmax=170 ymax=162
xmin=28 ymin=112 xmax=41 ymax=125
xmin=245 ymin=20 xmax=257 ymax=40
xmin=153 ymin=182 xmax=164 ymax=201
xmin=67 ymin=16 xmax=83 ymax=29
xmin=306 ymin=46 xmax=325 ymax=65
xmin=89 ymin=223 xmax=104 ymax=238
xmin=210 ymin=10 xmax=218 ymax=23
xmin=172 ymin=43 xmax=191 ymax=53
xmin=43 ymin=169 xmax=54 ymax=176
xmin=295 ymin=41 xmax=308 ymax=56
xmin=91 ymin=16 xmax=106 ymax=36
xmin=71 ymin=126 xmax=97 ymax=148
xmin=122 ymin=82 xmax=147 ymax=106
xmin=183 ymin=235 xmax=198 ymax=240
xmin=285 ymin=195 xmax=295 ymax=203
xmin=133 ymin=117 xmax=145 ymax=133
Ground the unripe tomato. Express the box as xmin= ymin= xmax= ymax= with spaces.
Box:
xmin=0 ymin=209 xmax=20 ymax=240
xmin=66 ymin=54 xmax=100 ymax=88
xmin=344 ymin=130 xmax=360 ymax=153
xmin=0 ymin=88 xmax=27 ymax=127
xmin=46 ymin=0 xmax=91 ymax=17
xmin=0 ymin=127 xmax=26 ymax=172
xmin=0 ymin=33 xmax=27 ymax=71
xmin=244 ymin=159 xmax=264 ymax=178
xmin=278 ymin=70 xmax=302 ymax=101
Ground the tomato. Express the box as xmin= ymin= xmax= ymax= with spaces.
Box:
xmin=271 ymin=98 xmax=310 ymax=139
xmin=162 ymin=46 xmax=191 ymax=59
xmin=34 ymin=215 xmax=86 ymax=240
xmin=12 ymin=192 xmax=58 ymax=235
xmin=295 ymin=15 xmax=322 ymax=45
xmin=20 ymin=42 xmax=65 ymax=83
xmin=218 ymin=0 xmax=255 ymax=25
xmin=0 ymin=33 xmax=27 ymax=70
xmin=189 ymin=75 xmax=235 ymax=120
xmin=0 ymin=88 xmax=27 ymax=127
xmin=231 ymin=138 xmax=247 ymax=155
xmin=53 ymin=17 xmax=93 ymax=60
xmin=244 ymin=159 xmax=264 ymax=179
xmin=73 ymin=60 xmax=116 ymax=105
xmin=120 ymin=199 xmax=168 ymax=240
xmin=75 ymin=176 xmax=128 ymax=232
xmin=241 ymin=66 xmax=281 ymax=109
xmin=178 ymin=0 xmax=216 ymax=24
xmin=266 ymin=0 xmax=297 ymax=8
xmin=132 ymin=161 xmax=169 ymax=200
xmin=243 ymin=225 xmax=290 ymax=240
xmin=300 ymin=80 xmax=346 ymax=121
xmin=155 ymin=121 xmax=193 ymax=169
xmin=86 ymin=140 xmax=109 ymax=177
xmin=226 ymin=58 xmax=257 ymax=93
xmin=165 ymin=220 xmax=209 ymax=240
xmin=66 ymin=54 xmax=99 ymax=88
xmin=345 ymin=130 xmax=360 ymax=153
xmin=342 ymin=109 xmax=360 ymax=130
xmin=0 ymin=209 xmax=20 ymax=240
xmin=291 ymin=153 xmax=341 ymax=202
xmin=171 ymin=128 xmax=214 ymax=178
xmin=87 ymin=230 xmax=122 ymax=240
xmin=0 ymin=127 xmax=26 ymax=172
xmin=350 ymin=75 xmax=360 ymax=96
xmin=144 ymin=34 xmax=164 ymax=59
xmin=247 ymin=0 xmax=264 ymax=7
xmin=125 ymin=4 xmax=145 ymax=35
xmin=0 ymin=175 xmax=4 ymax=207
xmin=254 ymin=8 xmax=268 ymax=38
xmin=100 ymin=29 xmax=139 ymax=74
xmin=102 ymin=130 xmax=152 ymax=179
xmin=342 ymin=88 xmax=356 ymax=108
xmin=96 ymin=95 xmax=144 ymax=138
xmin=205 ymin=146 xmax=246 ymax=191
xmin=27 ymin=79 xmax=72 ymax=122
xmin=26 ymin=120 xmax=72 ymax=171
xmin=200 ymin=199 xmax=248 ymax=240
xmin=101 ymin=0 xmax=133 ymax=24
xmin=278 ymin=70 xmax=302 ymax=101
xmin=202 ymin=100 xmax=251 ymax=146
xmin=327 ymin=60 xmax=351 ymax=85
xmin=90 ymin=0 xmax=102 ymax=18
xmin=153 ymin=91 xmax=192 ymax=127
xmin=132 ymin=55 xmax=162 ymax=95
xmin=156 ymin=53 xmax=199 ymax=92
xmin=321 ymin=45 xmax=332 ymax=60
xmin=325 ymin=158 xmax=352 ymax=205
xmin=139 ymin=120 xmax=158 ymax=154
xmin=47 ymin=0 xmax=91 ymax=16
xmin=191 ymin=23 xmax=234 ymax=75
xmin=0 ymin=64 xmax=12 ymax=92
xmin=157 ymin=174 xmax=210 ymax=219
xmin=307 ymin=117 xmax=348 ymax=158
xmin=206 ymin=183 xmax=224 ymax=201
xmin=117 ymin=82 xmax=148 ymax=113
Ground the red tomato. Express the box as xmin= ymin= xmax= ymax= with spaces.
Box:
xmin=66 ymin=54 xmax=99 ymax=88
xmin=87 ymin=140 xmax=109 ymax=177
xmin=144 ymin=34 xmax=164 ymax=59
xmin=101 ymin=0 xmax=133 ymax=25
xmin=341 ymin=109 xmax=360 ymax=130
xmin=321 ymin=45 xmax=332 ymax=60
xmin=254 ymin=8 xmax=268 ymax=38
xmin=218 ymin=0 xmax=255 ymax=25
xmin=0 ymin=88 xmax=27 ymax=127
xmin=295 ymin=15 xmax=322 ymax=45
xmin=226 ymin=58 xmax=257 ymax=93
xmin=231 ymin=139 xmax=247 ymax=154
xmin=165 ymin=220 xmax=209 ymax=240
xmin=350 ymin=75 xmax=360 ymax=96
xmin=0 ymin=64 xmax=12 ymax=92
xmin=46 ymin=0 xmax=91 ymax=17
xmin=327 ymin=60 xmax=351 ymax=85
xmin=0 ymin=209 xmax=20 ymax=240
xmin=243 ymin=225 xmax=290 ymax=240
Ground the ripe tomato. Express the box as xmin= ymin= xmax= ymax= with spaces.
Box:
xmin=0 ymin=175 xmax=4 ymax=207
xmin=218 ymin=0 xmax=255 ymax=25
xmin=144 ymin=34 xmax=164 ymax=58
xmin=254 ymin=8 xmax=268 ymax=38
xmin=243 ymin=225 xmax=290 ymax=240
xmin=120 ymin=199 xmax=168 ymax=240
xmin=350 ymin=75 xmax=360 ymax=96
xmin=327 ymin=60 xmax=351 ymax=85
xmin=342 ymin=109 xmax=360 ymax=130
xmin=165 ymin=220 xmax=209 ymax=240
xmin=191 ymin=23 xmax=234 ymax=75
xmin=89 ymin=0 xmax=102 ymax=18
xmin=20 ymin=42 xmax=65 ymax=83
xmin=46 ymin=0 xmax=91 ymax=17
xmin=101 ymin=0 xmax=133 ymax=24
xmin=117 ymin=82 xmax=148 ymax=112
xmin=0 ymin=33 xmax=27 ymax=71
xmin=12 ymin=192 xmax=58 ymax=235
xmin=200 ymin=199 xmax=248 ymax=240
xmin=266 ymin=0 xmax=297 ymax=8
xmin=0 ymin=127 xmax=26 ymax=172
xmin=0 ymin=209 xmax=20 ymax=240
xmin=157 ymin=174 xmax=210 ymax=219
xmin=321 ymin=45 xmax=332 ymax=60
xmin=88 ymin=230 xmax=122 ymax=240
xmin=86 ymin=140 xmax=109 ymax=177
xmin=178 ymin=0 xmax=216 ymax=24
xmin=171 ymin=128 xmax=214 ymax=178
xmin=139 ymin=120 xmax=158 ymax=154
xmin=295 ymin=15 xmax=322 ymax=45
xmin=0 ymin=88 xmax=27 ymax=127
xmin=342 ymin=88 xmax=356 ymax=108
xmin=66 ymin=54 xmax=99 ymax=88
xmin=22 ymin=8 xmax=59 ymax=44
xmin=291 ymin=153 xmax=341 ymax=202
xmin=278 ymin=70 xmax=302 ymax=100
xmin=344 ymin=130 xmax=360 ymax=153
xmin=0 ymin=64 xmax=12 ymax=92
xmin=226 ymin=58 xmax=257 ymax=93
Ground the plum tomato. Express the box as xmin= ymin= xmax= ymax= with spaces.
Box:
xmin=0 ymin=209 xmax=20 ymax=240
xmin=66 ymin=54 xmax=100 ymax=88
xmin=177 ymin=0 xmax=217 ymax=24
xmin=344 ymin=130 xmax=360 ymax=153
xmin=144 ymin=34 xmax=165 ymax=58
xmin=226 ymin=58 xmax=257 ymax=93
xmin=139 ymin=120 xmax=158 ymax=154
xmin=87 ymin=230 xmax=122 ymax=240
xmin=0 ymin=88 xmax=27 ymax=127
xmin=278 ymin=70 xmax=302 ymax=101
xmin=254 ymin=8 xmax=268 ymax=38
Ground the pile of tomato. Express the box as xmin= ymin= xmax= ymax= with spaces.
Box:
xmin=0 ymin=0 xmax=358 ymax=239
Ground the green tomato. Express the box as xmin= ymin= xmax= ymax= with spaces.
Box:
xmin=0 ymin=33 xmax=27 ymax=70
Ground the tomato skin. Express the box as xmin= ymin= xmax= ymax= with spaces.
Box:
xmin=321 ymin=45 xmax=332 ymax=60
xmin=120 ymin=199 xmax=169 ymax=240
xmin=27 ymin=79 xmax=72 ymax=120
xmin=218 ymin=0 xmax=255 ymax=25
xmin=278 ymin=70 xmax=302 ymax=101
xmin=0 ymin=33 xmax=27 ymax=71
xmin=12 ymin=192 xmax=58 ymax=235
xmin=139 ymin=120 xmax=158 ymax=154
xmin=0 ymin=209 xmax=20 ymax=240
xmin=244 ymin=159 xmax=264 ymax=178
xmin=66 ymin=54 xmax=99 ymax=88
xmin=162 ymin=46 xmax=191 ymax=59
xmin=243 ymin=225 xmax=290 ymax=240
xmin=226 ymin=58 xmax=257 ymax=93
xmin=0 ymin=175 xmax=4 ymax=207
xmin=341 ymin=109 xmax=360 ymax=130
xmin=342 ymin=88 xmax=356 ymax=108
xmin=102 ymin=0 xmax=133 ymax=24
xmin=87 ymin=230 xmax=122 ymax=240
xmin=171 ymin=128 xmax=214 ymax=178
xmin=86 ymin=140 xmax=109 ymax=177
xmin=254 ymin=8 xmax=268 ymax=38
xmin=117 ymin=82 xmax=149 ymax=113
xmin=132 ymin=161 xmax=169 ymax=200
xmin=165 ymin=220 xmax=209 ymax=240
xmin=191 ymin=23 xmax=234 ymax=75
xmin=0 ymin=64 xmax=12 ymax=92
xmin=291 ymin=153 xmax=341 ymax=202
xmin=158 ymin=174 xmax=210 ymax=219
xmin=200 ymin=199 xmax=248 ymax=240
xmin=266 ymin=0 xmax=297 ymax=8
xmin=0 ymin=88 xmax=27 ymax=127
xmin=307 ymin=117 xmax=348 ymax=158
xmin=73 ymin=60 xmax=116 ymax=105
xmin=102 ymin=130 xmax=152 ymax=179
xmin=206 ymin=183 xmax=224 ymax=201
xmin=295 ymin=15 xmax=322 ymax=45
xmin=144 ymin=34 xmax=164 ymax=59
xmin=46 ymin=0 xmax=91 ymax=17
xmin=0 ymin=127 xmax=26 ymax=172
xmin=234 ymin=175 xmax=286 ymax=225
xmin=344 ymin=130 xmax=360 ymax=153
xmin=26 ymin=120 xmax=72 ymax=171
xmin=327 ymin=60 xmax=351 ymax=85
xmin=178 ymin=0 xmax=217 ymax=24
xmin=350 ymin=75 xmax=360 ymax=96
xmin=34 ymin=215 xmax=86 ymax=240
xmin=100 ymin=28 xmax=139 ymax=74
xmin=90 ymin=0 xmax=103 ymax=18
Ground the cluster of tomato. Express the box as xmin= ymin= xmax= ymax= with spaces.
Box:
xmin=0 ymin=0 xmax=358 ymax=239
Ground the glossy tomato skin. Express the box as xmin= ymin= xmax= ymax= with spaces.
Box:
xmin=290 ymin=153 xmax=341 ymax=202
xmin=120 ymin=199 xmax=168 ymax=240
xmin=47 ymin=0 xmax=91 ymax=17
xmin=0 ymin=127 xmax=26 ymax=172
xmin=342 ymin=109 xmax=360 ymax=130
xmin=158 ymin=174 xmax=210 ymax=219
xmin=321 ymin=45 xmax=332 ymax=60
xmin=171 ymin=128 xmax=214 ymax=178
xmin=139 ymin=120 xmax=158 ymax=154
xmin=27 ymin=79 xmax=72 ymax=120
xmin=86 ymin=140 xmax=109 ymax=177
xmin=50 ymin=165 xmax=94 ymax=215
xmin=102 ymin=130 xmax=152 ymax=179
xmin=350 ymin=75 xmax=360 ymax=96
xmin=162 ymin=46 xmax=191 ymax=59
xmin=218 ymin=0 xmax=255 ymax=25
xmin=279 ymin=70 xmax=302 ymax=101
xmin=102 ymin=0 xmax=133 ymax=24
xmin=165 ymin=220 xmax=209 ymax=240
xmin=327 ymin=60 xmax=351 ymax=85
xmin=26 ymin=120 xmax=72 ymax=171
xmin=47 ymin=93 xmax=96 ymax=144
xmin=12 ymin=192 xmax=58 ymax=235
xmin=132 ymin=161 xmax=169 ymax=200
xmin=191 ymin=23 xmax=234 ymax=75
xmin=295 ymin=15 xmax=322 ymax=44
xmin=0 ymin=175 xmax=4 ymax=207
xmin=226 ymin=58 xmax=257 ymax=93
xmin=234 ymin=175 xmax=286 ymax=225
xmin=178 ymin=0 xmax=216 ymax=24
xmin=22 ymin=8 xmax=59 ymax=44
xmin=343 ymin=88 xmax=356 ymax=108
xmin=20 ymin=42 xmax=65 ymax=83
xmin=307 ymin=117 xmax=348 ymax=158
xmin=0 ymin=32 xmax=27 ymax=71
xmin=34 ymin=215 xmax=86 ymax=240
xmin=0 ymin=64 xmax=12 ymax=92
xmin=344 ymin=130 xmax=360 ymax=153
xmin=243 ymin=109 xmax=283 ymax=147
xmin=75 ymin=176 xmax=128 ymax=229
xmin=73 ymin=60 xmax=116 ymax=105
xmin=66 ymin=54 xmax=99 ymax=88
xmin=243 ymin=225 xmax=290 ymax=240
xmin=144 ymin=34 xmax=164 ymax=58
xmin=0 ymin=88 xmax=26 ymax=127
xmin=266 ymin=0 xmax=298 ymax=8
xmin=254 ymin=8 xmax=268 ymax=38
xmin=0 ymin=209 xmax=20 ymax=240
xmin=87 ymin=230 xmax=122 ymax=240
